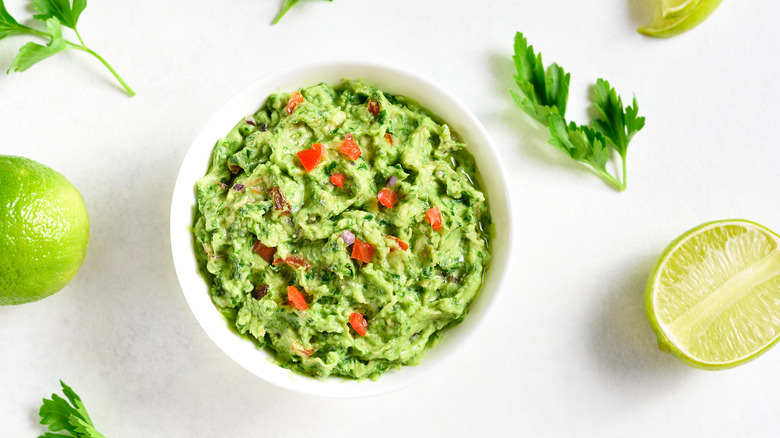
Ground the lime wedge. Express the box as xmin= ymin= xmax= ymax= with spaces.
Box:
xmin=638 ymin=0 xmax=723 ymax=38
xmin=646 ymin=220 xmax=780 ymax=369
xmin=662 ymin=0 xmax=703 ymax=19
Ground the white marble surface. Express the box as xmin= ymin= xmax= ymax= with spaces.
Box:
xmin=2 ymin=0 xmax=780 ymax=436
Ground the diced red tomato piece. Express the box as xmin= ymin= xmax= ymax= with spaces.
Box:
xmin=251 ymin=240 xmax=277 ymax=264
xmin=386 ymin=235 xmax=409 ymax=251
xmin=367 ymin=100 xmax=380 ymax=117
xmin=297 ymin=143 xmax=322 ymax=172
xmin=273 ymin=255 xmax=312 ymax=270
xmin=330 ymin=173 xmax=346 ymax=187
xmin=286 ymin=91 xmax=304 ymax=114
xmin=426 ymin=206 xmax=442 ymax=232
xmin=377 ymin=188 xmax=396 ymax=209
xmin=351 ymin=239 xmax=375 ymax=264
xmin=385 ymin=132 xmax=393 ymax=145
xmin=287 ymin=286 xmax=308 ymax=310
xmin=349 ymin=312 xmax=368 ymax=337
xmin=339 ymin=133 xmax=362 ymax=161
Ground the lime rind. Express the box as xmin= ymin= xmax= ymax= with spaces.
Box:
xmin=638 ymin=0 xmax=724 ymax=38
xmin=645 ymin=219 xmax=780 ymax=369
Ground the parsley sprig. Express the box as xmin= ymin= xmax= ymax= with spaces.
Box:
xmin=0 ymin=0 xmax=134 ymax=96
xmin=38 ymin=380 xmax=105 ymax=438
xmin=274 ymin=0 xmax=333 ymax=24
xmin=511 ymin=32 xmax=645 ymax=191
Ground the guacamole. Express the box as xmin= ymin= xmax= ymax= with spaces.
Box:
xmin=193 ymin=80 xmax=491 ymax=380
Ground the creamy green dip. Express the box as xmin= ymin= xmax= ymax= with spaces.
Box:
xmin=193 ymin=80 xmax=491 ymax=380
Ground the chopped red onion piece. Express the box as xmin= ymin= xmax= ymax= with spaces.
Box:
xmin=271 ymin=186 xmax=291 ymax=214
xmin=386 ymin=176 xmax=398 ymax=187
xmin=252 ymin=284 xmax=269 ymax=300
xmin=228 ymin=162 xmax=242 ymax=174
xmin=339 ymin=230 xmax=356 ymax=246
xmin=232 ymin=183 xmax=245 ymax=192
xmin=245 ymin=116 xmax=255 ymax=126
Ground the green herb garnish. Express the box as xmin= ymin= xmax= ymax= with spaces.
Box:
xmin=0 ymin=0 xmax=134 ymax=96
xmin=38 ymin=380 xmax=105 ymax=438
xmin=511 ymin=32 xmax=645 ymax=191
xmin=274 ymin=0 xmax=333 ymax=24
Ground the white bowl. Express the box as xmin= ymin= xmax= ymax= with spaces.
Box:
xmin=170 ymin=60 xmax=513 ymax=398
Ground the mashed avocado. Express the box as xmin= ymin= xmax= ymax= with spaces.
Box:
xmin=193 ymin=80 xmax=491 ymax=380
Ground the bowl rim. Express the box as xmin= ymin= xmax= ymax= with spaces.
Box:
xmin=170 ymin=58 xmax=514 ymax=398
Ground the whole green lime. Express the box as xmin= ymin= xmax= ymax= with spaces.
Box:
xmin=0 ymin=155 xmax=90 ymax=305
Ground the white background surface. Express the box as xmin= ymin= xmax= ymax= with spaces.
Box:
xmin=2 ymin=0 xmax=780 ymax=436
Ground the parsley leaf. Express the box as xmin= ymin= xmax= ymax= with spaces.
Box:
xmin=511 ymin=32 xmax=570 ymax=125
xmin=510 ymin=32 xmax=645 ymax=191
xmin=32 ymin=0 xmax=86 ymax=30
xmin=0 ymin=1 xmax=28 ymax=38
xmin=274 ymin=0 xmax=300 ymax=23
xmin=273 ymin=0 xmax=333 ymax=25
xmin=38 ymin=381 xmax=105 ymax=438
xmin=548 ymin=113 xmax=621 ymax=189
xmin=8 ymin=17 xmax=66 ymax=73
xmin=591 ymin=78 xmax=646 ymax=163
xmin=0 ymin=0 xmax=134 ymax=96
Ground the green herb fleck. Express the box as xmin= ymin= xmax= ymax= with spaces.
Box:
xmin=376 ymin=109 xmax=387 ymax=125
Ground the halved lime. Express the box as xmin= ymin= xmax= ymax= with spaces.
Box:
xmin=646 ymin=219 xmax=780 ymax=369
xmin=638 ymin=0 xmax=723 ymax=38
